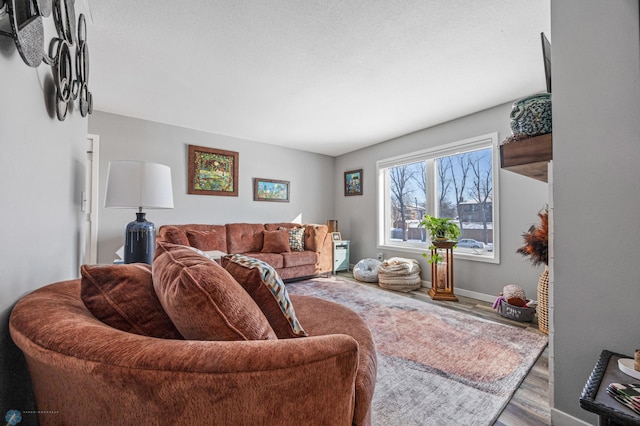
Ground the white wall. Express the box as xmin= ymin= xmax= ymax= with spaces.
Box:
xmin=0 ymin=6 xmax=90 ymax=421
xmin=334 ymin=102 xmax=548 ymax=299
xmin=551 ymin=0 xmax=640 ymax=423
xmin=88 ymin=112 xmax=335 ymax=263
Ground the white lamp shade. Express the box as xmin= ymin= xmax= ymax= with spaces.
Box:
xmin=105 ymin=161 xmax=174 ymax=209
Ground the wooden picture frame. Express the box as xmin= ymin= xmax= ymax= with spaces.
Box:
xmin=188 ymin=145 xmax=239 ymax=196
xmin=344 ymin=169 xmax=363 ymax=196
xmin=253 ymin=178 xmax=290 ymax=202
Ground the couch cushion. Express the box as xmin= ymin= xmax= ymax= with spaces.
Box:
xmin=239 ymin=252 xmax=284 ymax=269
xmin=224 ymin=254 xmax=307 ymax=339
xmin=282 ymin=251 xmax=318 ymax=268
xmin=159 ymin=226 xmax=190 ymax=246
xmin=80 ymin=263 xmax=183 ymax=339
xmin=153 ymin=242 xmax=277 ymax=341
xmin=226 ymin=223 xmax=266 ymax=253
xmin=261 ymin=230 xmax=291 ymax=253
xmin=186 ymin=229 xmax=227 ymax=252
xmin=304 ymin=224 xmax=328 ymax=252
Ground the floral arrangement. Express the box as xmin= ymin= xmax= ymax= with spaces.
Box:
xmin=516 ymin=207 xmax=548 ymax=267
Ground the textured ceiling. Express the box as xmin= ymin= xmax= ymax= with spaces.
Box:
xmin=88 ymin=1 xmax=550 ymax=156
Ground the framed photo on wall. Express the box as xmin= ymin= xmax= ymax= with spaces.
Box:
xmin=188 ymin=145 xmax=239 ymax=196
xmin=344 ymin=169 xmax=363 ymax=196
xmin=253 ymin=178 xmax=290 ymax=202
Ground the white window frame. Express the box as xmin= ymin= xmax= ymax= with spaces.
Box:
xmin=376 ymin=132 xmax=500 ymax=264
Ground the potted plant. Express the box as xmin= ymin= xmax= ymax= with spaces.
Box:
xmin=516 ymin=207 xmax=549 ymax=334
xmin=419 ymin=215 xmax=460 ymax=264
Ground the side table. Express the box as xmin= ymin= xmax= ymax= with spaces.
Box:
xmin=580 ymin=350 xmax=640 ymax=425
xmin=333 ymin=240 xmax=350 ymax=273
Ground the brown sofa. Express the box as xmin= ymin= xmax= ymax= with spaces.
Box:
xmin=158 ymin=222 xmax=332 ymax=281
xmin=9 ymin=250 xmax=377 ymax=425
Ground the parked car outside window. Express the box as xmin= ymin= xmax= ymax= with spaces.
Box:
xmin=457 ymin=239 xmax=485 ymax=249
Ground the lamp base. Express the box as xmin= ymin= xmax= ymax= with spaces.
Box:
xmin=124 ymin=212 xmax=156 ymax=264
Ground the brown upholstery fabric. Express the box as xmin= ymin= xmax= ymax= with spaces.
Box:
xmin=304 ymin=224 xmax=328 ymax=252
xmin=291 ymin=295 xmax=377 ymax=426
xmin=226 ymin=223 xmax=266 ymax=253
xmin=264 ymin=222 xmax=300 ymax=231
xmin=158 ymin=225 xmax=190 ymax=246
xmin=153 ymin=242 xmax=277 ymax=341
xmin=240 ymin=252 xmax=285 ymax=269
xmin=224 ymin=259 xmax=306 ymax=339
xmin=283 ymin=251 xmax=317 ymax=268
xmin=9 ymin=280 xmax=363 ymax=426
xmin=186 ymin=229 xmax=226 ymax=251
xmin=80 ymin=263 xmax=183 ymax=339
xmin=261 ymin=229 xmax=291 ymax=253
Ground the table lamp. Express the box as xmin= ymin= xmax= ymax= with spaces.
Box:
xmin=105 ymin=161 xmax=174 ymax=264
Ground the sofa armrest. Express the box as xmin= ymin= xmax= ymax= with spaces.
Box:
xmin=10 ymin=280 xmax=358 ymax=425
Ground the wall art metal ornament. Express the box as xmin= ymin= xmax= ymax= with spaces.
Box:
xmin=0 ymin=0 xmax=93 ymax=121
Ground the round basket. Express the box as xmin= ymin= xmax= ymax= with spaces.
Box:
xmin=537 ymin=266 xmax=549 ymax=334
xmin=378 ymin=257 xmax=421 ymax=292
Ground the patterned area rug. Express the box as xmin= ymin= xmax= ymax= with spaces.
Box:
xmin=287 ymin=276 xmax=548 ymax=426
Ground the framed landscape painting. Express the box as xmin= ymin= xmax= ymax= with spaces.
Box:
xmin=344 ymin=169 xmax=363 ymax=196
xmin=254 ymin=178 xmax=290 ymax=202
xmin=188 ymin=145 xmax=239 ymax=196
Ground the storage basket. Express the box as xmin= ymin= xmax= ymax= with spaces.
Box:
xmin=537 ymin=266 xmax=549 ymax=334
xmin=498 ymin=300 xmax=536 ymax=323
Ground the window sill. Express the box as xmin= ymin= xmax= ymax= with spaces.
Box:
xmin=377 ymin=243 xmax=499 ymax=264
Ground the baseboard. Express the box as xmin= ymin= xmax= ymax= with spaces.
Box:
xmin=421 ymin=281 xmax=495 ymax=304
xmin=550 ymin=408 xmax=594 ymax=426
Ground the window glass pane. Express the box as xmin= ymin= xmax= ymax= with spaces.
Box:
xmin=436 ymin=147 xmax=493 ymax=252
xmin=388 ymin=161 xmax=426 ymax=243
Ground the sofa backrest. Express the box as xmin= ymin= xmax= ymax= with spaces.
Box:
xmin=225 ymin=223 xmax=266 ymax=253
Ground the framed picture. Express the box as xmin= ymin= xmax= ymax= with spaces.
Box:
xmin=253 ymin=178 xmax=290 ymax=202
xmin=332 ymin=232 xmax=342 ymax=241
xmin=344 ymin=169 xmax=363 ymax=196
xmin=188 ymin=145 xmax=239 ymax=196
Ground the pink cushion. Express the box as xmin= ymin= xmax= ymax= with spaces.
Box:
xmin=152 ymin=242 xmax=277 ymax=341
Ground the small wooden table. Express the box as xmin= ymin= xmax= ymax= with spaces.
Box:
xmin=580 ymin=350 xmax=640 ymax=425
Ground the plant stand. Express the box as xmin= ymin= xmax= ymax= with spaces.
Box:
xmin=429 ymin=241 xmax=457 ymax=301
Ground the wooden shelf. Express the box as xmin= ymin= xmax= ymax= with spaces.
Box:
xmin=500 ymin=133 xmax=552 ymax=182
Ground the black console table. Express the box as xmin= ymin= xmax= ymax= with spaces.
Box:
xmin=580 ymin=350 xmax=640 ymax=426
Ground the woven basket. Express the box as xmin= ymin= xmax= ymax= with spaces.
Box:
xmin=537 ymin=266 xmax=549 ymax=334
xmin=378 ymin=257 xmax=421 ymax=292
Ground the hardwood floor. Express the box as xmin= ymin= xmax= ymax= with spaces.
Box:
xmin=335 ymin=272 xmax=551 ymax=426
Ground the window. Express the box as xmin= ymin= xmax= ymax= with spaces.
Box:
xmin=377 ymin=133 xmax=499 ymax=263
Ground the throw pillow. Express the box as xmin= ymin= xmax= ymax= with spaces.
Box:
xmin=280 ymin=226 xmax=305 ymax=251
xmin=80 ymin=263 xmax=183 ymax=339
xmin=153 ymin=242 xmax=277 ymax=341
xmin=186 ymin=229 xmax=225 ymax=252
xmin=224 ymin=253 xmax=307 ymax=339
xmin=261 ymin=230 xmax=291 ymax=253
xmin=160 ymin=226 xmax=190 ymax=246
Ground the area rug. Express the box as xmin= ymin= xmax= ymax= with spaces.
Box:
xmin=286 ymin=276 xmax=548 ymax=426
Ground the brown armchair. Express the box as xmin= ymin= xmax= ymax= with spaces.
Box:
xmin=10 ymin=279 xmax=376 ymax=425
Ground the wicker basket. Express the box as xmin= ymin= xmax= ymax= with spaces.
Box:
xmin=378 ymin=257 xmax=421 ymax=292
xmin=537 ymin=266 xmax=549 ymax=334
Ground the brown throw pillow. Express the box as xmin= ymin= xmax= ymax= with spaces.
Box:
xmin=224 ymin=253 xmax=307 ymax=339
xmin=80 ymin=263 xmax=183 ymax=339
xmin=261 ymin=229 xmax=291 ymax=253
xmin=160 ymin=226 xmax=190 ymax=246
xmin=152 ymin=242 xmax=277 ymax=341
xmin=186 ymin=229 xmax=225 ymax=251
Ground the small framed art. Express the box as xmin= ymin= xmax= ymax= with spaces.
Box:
xmin=254 ymin=178 xmax=290 ymax=202
xmin=188 ymin=145 xmax=239 ymax=196
xmin=332 ymin=232 xmax=342 ymax=241
xmin=344 ymin=169 xmax=363 ymax=196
